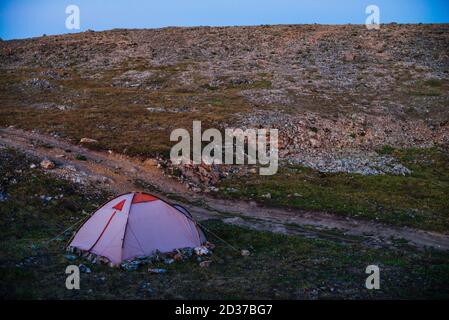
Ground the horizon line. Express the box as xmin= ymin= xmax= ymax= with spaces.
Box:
xmin=3 ymin=22 xmax=448 ymax=41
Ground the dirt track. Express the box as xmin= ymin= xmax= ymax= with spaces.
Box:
xmin=1 ymin=126 xmax=449 ymax=251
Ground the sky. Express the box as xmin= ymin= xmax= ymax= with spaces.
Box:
xmin=0 ymin=0 xmax=448 ymax=40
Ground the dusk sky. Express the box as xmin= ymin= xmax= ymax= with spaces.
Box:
xmin=1 ymin=0 xmax=448 ymax=40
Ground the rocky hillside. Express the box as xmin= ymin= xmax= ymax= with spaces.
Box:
xmin=0 ymin=24 xmax=448 ymax=176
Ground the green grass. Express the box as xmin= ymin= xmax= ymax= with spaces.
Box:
xmin=0 ymin=66 xmax=256 ymax=158
xmin=1 ymin=148 xmax=449 ymax=299
xmin=407 ymin=78 xmax=447 ymax=97
xmin=218 ymin=147 xmax=449 ymax=232
xmin=75 ymin=154 xmax=87 ymax=161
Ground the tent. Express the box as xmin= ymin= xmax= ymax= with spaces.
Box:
xmin=68 ymin=192 xmax=206 ymax=264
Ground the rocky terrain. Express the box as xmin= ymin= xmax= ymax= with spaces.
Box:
xmin=0 ymin=23 xmax=448 ymax=197
xmin=1 ymin=24 xmax=449 ymax=300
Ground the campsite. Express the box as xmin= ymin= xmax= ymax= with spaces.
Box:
xmin=1 ymin=133 xmax=449 ymax=299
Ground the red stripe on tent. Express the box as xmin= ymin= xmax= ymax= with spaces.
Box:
xmin=132 ymin=193 xmax=157 ymax=204
xmin=113 ymin=199 xmax=126 ymax=211
xmin=88 ymin=210 xmax=117 ymax=252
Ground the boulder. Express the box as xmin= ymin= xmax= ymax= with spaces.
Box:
xmin=343 ymin=52 xmax=356 ymax=62
xmin=79 ymin=138 xmax=98 ymax=144
xmin=143 ymin=158 xmax=158 ymax=167
xmin=148 ymin=268 xmax=167 ymax=274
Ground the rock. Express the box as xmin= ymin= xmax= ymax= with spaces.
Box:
xmin=64 ymin=165 xmax=77 ymax=172
xmin=32 ymin=102 xmax=72 ymax=111
xmin=194 ymin=246 xmax=210 ymax=256
xmin=222 ymin=216 xmax=245 ymax=224
xmin=148 ymin=268 xmax=167 ymax=274
xmin=199 ymin=260 xmax=212 ymax=268
xmin=261 ymin=193 xmax=271 ymax=199
xmin=343 ymin=52 xmax=356 ymax=62
xmin=79 ymin=138 xmax=98 ymax=144
xmin=121 ymin=260 xmax=141 ymax=271
xmin=309 ymin=138 xmax=321 ymax=148
xmin=204 ymin=242 xmax=216 ymax=250
xmin=173 ymin=252 xmax=183 ymax=261
xmin=0 ymin=192 xmax=8 ymax=202
xmin=78 ymin=264 xmax=91 ymax=273
xmin=29 ymin=164 xmax=37 ymax=169
xmin=40 ymin=159 xmax=55 ymax=169
xmin=139 ymin=282 xmax=154 ymax=294
xmin=75 ymin=154 xmax=87 ymax=161
xmin=143 ymin=158 xmax=158 ymax=167
xmin=24 ymin=78 xmax=54 ymax=90
xmin=241 ymin=249 xmax=251 ymax=256
xmin=179 ymin=247 xmax=194 ymax=258
xmin=147 ymin=107 xmax=165 ymax=112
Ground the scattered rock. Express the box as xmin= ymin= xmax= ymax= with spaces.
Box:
xmin=179 ymin=247 xmax=194 ymax=258
xmin=139 ymin=282 xmax=154 ymax=294
xmin=343 ymin=52 xmax=356 ymax=62
xmin=309 ymin=138 xmax=321 ymax=148
xmin=147 ymin=107 xmax=165 ymax=112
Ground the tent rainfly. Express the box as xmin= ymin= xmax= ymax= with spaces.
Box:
xmin=68 ymin=192 xmax=206 ymax=264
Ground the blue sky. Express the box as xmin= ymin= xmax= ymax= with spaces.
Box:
xmin=0 ymin=0 xmax=448 ymax=40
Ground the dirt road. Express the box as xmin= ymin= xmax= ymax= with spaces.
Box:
xmin=1 ymin=126 xmax=449 ymax=250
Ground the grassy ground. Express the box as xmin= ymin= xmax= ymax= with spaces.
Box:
xmin=1 ymin=64 xmax=448 ymax=233
xmin=1 ymin=148 xmax=449 ymax=299
xmin=0 ymin=65 xmax=259 ymax=157
xmin=218 ymin=147 xmax=449 ymax=232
